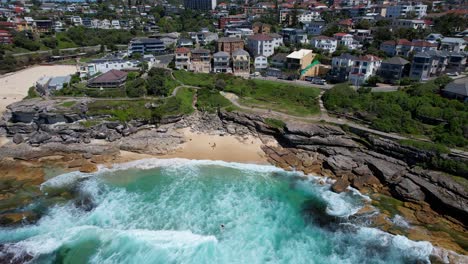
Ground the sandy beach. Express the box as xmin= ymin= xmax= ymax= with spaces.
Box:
xmin=0 ymin=65 xmax=77 ymax=114
xmin=119 ymin=128 xmax=271 ymax=164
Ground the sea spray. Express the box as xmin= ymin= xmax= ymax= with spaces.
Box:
xmin=1 ymin=159 xmax=433 ymax=264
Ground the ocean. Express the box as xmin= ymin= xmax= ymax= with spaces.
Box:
xmin=0 ymin=159 xmax=433 ymax=263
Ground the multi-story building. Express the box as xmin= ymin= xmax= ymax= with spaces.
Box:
xmin=190 ymin=30 xmax=218 ymax=45
xmin=349 ymin=29 xmax=373 ymax=43
xmin=409 ymin=51 xmax=448 ymax=80
xmin=254 ymin=55 xmax=268 ymax=71
xmin=247 ymin=34 xmax=282 ymax=58
xmin=310 ymin=36 xmax=338 ymax=53
xmin=378 ymin=57 xmax=411 ymax=84
xmin=298 ymin=11 xmax=321 ymax=23
xmin=270 ymin=53 xmax=288 ymax=69
xmin=128 ymin=38 xmax=165 ymax=55
xmin=213 ymin=51 xmax=232 ymax=73
xmin=175 ymin=47 xmax=191 ymax=70
xmin=302 ymin=19 xmax=326 ymax=36
xmin=327 ymin=53 xmax=357 ymax=83
xmin=380 ymin=39 xmax=436 ymax=57
xmin=386 ymin=3 xmax=427 ymax=19
xmin=217 ymin=37 xmax=245 ymax=55
xmin=286 ymin=49 xmax=320 ymax=79
xmin=392 ymin=19 xmax=427 ymax=30
xmin=440 ymin=37 xmax=467 ymax=52
xmin=183 ymin=0 xmax=216 ymax=10
xmin=281 ymin=28 xmax=308 ymax=44
xmin=232 ymin=49 xmax=250 ymax=77
xmin=190 ymin=48 xmax=211 ymax=73
xmin=348 ymin=55 xmax=382 ymax=86
xmin=333 ymin=33 xmax=360 ymax=50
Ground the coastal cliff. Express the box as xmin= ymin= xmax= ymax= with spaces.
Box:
xmin=0 ymin=99 xmax=467 ymax=261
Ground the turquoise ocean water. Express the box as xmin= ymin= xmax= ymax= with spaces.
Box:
xmin=0 ymin=159 xmax=433 ymax=264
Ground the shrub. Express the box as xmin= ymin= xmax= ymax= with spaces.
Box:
xmin=265 ymin=118 xmax=286 ymax=130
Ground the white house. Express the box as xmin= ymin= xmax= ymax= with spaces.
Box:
xmin=298 ymin=11 xmax=321 ymax=23
xmin=333 ymin=33 xmax=360 ymax=50
xmin=70 ymin=16 xmax=82 ymax=26
xmin=247 ymin=34 xmax=282 ymax=58
xmin=440 ymin=37 xmax=467 ymax=52
xmin=254 ymin=55 xmax=268 ymax=70
xmin=392 ymin=19 xmax=427 ymax=30
xmin=348 ymin=55 xmax=382 ymax=86
xmin=310 ymin=36 xmax=338 ymax=53
xmin=85 ymin=59 xmax=139 ymax=76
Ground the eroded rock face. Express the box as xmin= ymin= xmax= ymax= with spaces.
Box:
xmin=218 ymin=110 xmax=468 ymax=225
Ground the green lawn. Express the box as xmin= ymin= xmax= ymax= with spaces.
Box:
xmin=196 ymin=88 xmax=232 ymax=113
xmin=234 ymin=79 xmax=320 ymax=116
xmin=86 ymin=88 xmax=195 ymax=122
xmin=173 ymin=71 xmax=320 ymax=117
xmin=173 ymin=71 xmax=215 ymax=88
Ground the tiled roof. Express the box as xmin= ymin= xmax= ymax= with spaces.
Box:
xmin=191 ymin=48 xmax=210 ymax=54
xmin=334 ymin=32 xmax=350 ymax=37
xmin=357 ymin=54 xmax=381 ymax=62
xmin=90 ymin=70 xmax=127 ymax=83
xmin=412 ymin=40 xmax=437 ymax=47
xmin=232 ymin=49 xmax=249 ymax=56
xmin=382 ymin=39 xmax=412 ymax=46
xmin=218 ymin=37 xmax=243 ymax=43
xmin=175 ymin=47 xmax=190 ymax=53
xmin=382 ymin=56 xmax=410 ymax=65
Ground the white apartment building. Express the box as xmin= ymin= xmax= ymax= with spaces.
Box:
xmin=298 ymin=11 xmax=321 ymax=23
xmin=310 ymin=36 xmax=338 ymax=53
xmin=348 ymin=55 xmax=382 ymax=86
xmin=85 ymin=59 xmax=139 ymax=76
xmin=333 ymin=33 xmax=360 ymax=50
xmin=386 ymin=3 xmax=427 ymax=19
xmin=247 ymin=34 xmax=282 ymax=58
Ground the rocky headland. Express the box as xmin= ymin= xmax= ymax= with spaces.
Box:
xmin=0 ymin=98 xmax=467 ymax=263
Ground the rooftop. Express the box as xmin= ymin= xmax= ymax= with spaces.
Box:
xmin=443 ymin=77 xmax=468 ymax=96
xmin=90 ymin=70 xmax=127 ymax=83
xmin=218 ymin=37 xmax=243 ymax=43
xmin=382 ymin=56 xmax=410 ymax=65
xmin=248 ymin=34 xmax=273 ymax=41
xmin=287 ymin=49 xmax=313 ymax=59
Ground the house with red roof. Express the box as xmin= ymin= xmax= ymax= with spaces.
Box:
xmin=88 ymin=70 xmax=128 ymax=88
xmin=349 ymin=55 xmax=382 ymax=86
xmin=333 ymin=32 xmax=361 ymax=49
xmin=175 ymin=47 xmax=191 ymax=70
xmin=247 ymin=34 xmax=283 ymax=57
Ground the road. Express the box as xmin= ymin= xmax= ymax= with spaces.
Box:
xmin=253 ymin=76 xmax=400 ymax=92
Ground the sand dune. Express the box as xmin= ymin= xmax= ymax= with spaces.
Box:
xmin=0 ymin=65 xmax=77 ymax=114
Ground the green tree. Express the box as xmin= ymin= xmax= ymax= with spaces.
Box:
xmin=125 ymin=78 xmax=147 ymax=97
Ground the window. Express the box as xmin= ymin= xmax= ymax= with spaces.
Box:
xmin=363 ymin=62 xmax=368 ymax=66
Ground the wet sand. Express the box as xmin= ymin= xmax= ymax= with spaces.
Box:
xmin=0 ymin=65 xmax=77 ymax=114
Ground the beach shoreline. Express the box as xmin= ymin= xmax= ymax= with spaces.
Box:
xmin=0 ymin=65 xmax=77 ymax=114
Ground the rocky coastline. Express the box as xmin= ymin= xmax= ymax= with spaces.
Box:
xmin=0 ymin=98 xmax=467 ymax=263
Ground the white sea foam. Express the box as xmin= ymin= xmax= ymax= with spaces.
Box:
xmin=14 ymin=226 xmax=217 ymax=260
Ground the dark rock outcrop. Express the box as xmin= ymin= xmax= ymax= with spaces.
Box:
xmin=217 ymin=110 xmax=468 ymax=225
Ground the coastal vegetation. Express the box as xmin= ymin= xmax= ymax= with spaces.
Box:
xmin=174 ymin=70 xmax=320 ymax=116
xmin=195 ymin=89 xmax=232 ymax=113
xmin=87 ymin=87 xmax=195 ymax=122
xmin=323 ymin=79 xmax=468 ymax=149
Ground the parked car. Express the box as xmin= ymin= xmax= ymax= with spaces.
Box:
xmin=446 ymin=72 xmax=459 ymax=77
xmin=304 ymin=76 xmax=314 ymax=82
xmin=311 ymin=77 xmax=326 ymax=85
